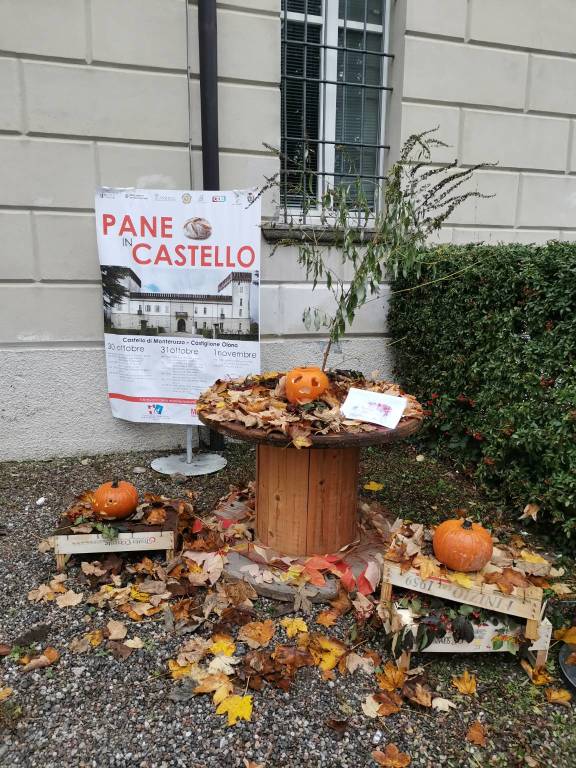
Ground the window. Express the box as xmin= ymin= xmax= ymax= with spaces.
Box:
xmin=145 ymin=304 xmax=151 ymax=312
xmin=281 ymin=0 xmax=391 ymax=217
xmin=154 ymin=305 xmax=160 ymax=312
xmin=203 ymin=307 xmax=207 ymax=315
xmin=240 ymin=298 xmax=243 ymax=306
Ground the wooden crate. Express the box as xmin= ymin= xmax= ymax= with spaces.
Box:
xmin=53 ymin=508 xmax=178 ymax=570
xmin=380 ymin=560 xmax=549 ymax=670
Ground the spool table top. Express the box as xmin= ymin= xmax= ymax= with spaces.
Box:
xmin=198 ymin=411 xmax=422 ymax=449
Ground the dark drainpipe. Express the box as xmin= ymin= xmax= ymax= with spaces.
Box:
xmin=197 ymin=0 xmax=224 ymax=450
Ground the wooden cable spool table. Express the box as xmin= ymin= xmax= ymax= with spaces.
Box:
xmin=199 ymin=413 xmax=422 ymax=557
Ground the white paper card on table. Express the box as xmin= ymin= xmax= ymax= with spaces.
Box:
xmin=340 ymin=387 xmax=407 ymax=429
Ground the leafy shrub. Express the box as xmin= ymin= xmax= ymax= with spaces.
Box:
xmin=389 ymin=242 xmax=576 ymax=535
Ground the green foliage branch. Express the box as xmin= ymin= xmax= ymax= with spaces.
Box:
xmin=389 ymin=242 xmax=576 ymax=536
xmin=268 ymin=130 xmax=493 ymax=369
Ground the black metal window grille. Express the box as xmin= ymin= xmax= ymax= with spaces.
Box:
xmin=281 ymin=0 xmax=392 ymax=221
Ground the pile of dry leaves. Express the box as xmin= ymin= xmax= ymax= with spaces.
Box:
xmin=2 ymin=484 xmax=574 ymax=767
xmin=197 ymin=371 xmax=423 ymax=447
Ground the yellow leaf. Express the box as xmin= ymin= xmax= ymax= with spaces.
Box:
xmin=167 ymin=659 xmax=203 ymax=680
xmin=447 ymin=572 xmax=475 ymax=589
xmin=545 ymin=687 xmax=572 ymax=706
xmin=520 ymin=659 xmax=553 ymax=686
xmin=293 ymin=435 xmax=312 ymax=449
xmin=377 ymin=661 xmax=406 ymax=692
xmin=520 ymin=549 xmax=548 ymax=565
xmin=194 ymin=673 xmax=234 ymax=705
xmin=412 ymin=554 xmax=442 ymax=581
xmin=209 ymin=633 xmax=237 ymax=657
xmin=130 ymin=586 xmax=151 ymax=602
xmin=308 ymin=633 xmax=346 ymax=672
xmin=550 ymin=583 xmax=573 ymax=596
xmin=554 ymin=626 xmax=576 ymax=644
xmin=316 ymin=610 xmax=338 ymax=628
xmin=280 ymin=617 xmax=308 ymax=638
xmin=86 ymin=629 xmax=103 ymax=648
xmin=452 ymin=669 xmax=477 ymax=695
xmin=0 ymin=687 xmax=13 ymax=702
xmin=364 ymin=481 xmax=384 ymax=492
xmin=215 ymin=694 xmax=253 ymax=726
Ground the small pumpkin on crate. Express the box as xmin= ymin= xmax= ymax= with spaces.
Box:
xmin=93 ymin=480 xmax=139 ymax=521
xmin=285 ymin=366 xmax=329 ymax=405
xmin=433 ymin=518 xmax=493 ymax=573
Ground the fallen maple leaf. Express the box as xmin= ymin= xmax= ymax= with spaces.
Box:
xmin=167 ymin=659 xmax=204 ymax=681
xmin=124 ymin=637 xmax=144 ymax=649
xmin=373 ymin=690 xmax=403 ymax=716
xmin=215 ymin=694 xmax=253 ymax=726
xmin=483 ymin=567 xmax=531 ymax=595
xmin=550 ymin=583 xmax=573 ymax=596
xmin=208 ymin=655 xmax=241 ymax=676
xmin=55 ymin=589 xmax=84 ymax=608
xmin=364 ymin=481 xmax=384 ymax=492
xmin=238 ymin=620 xmax=275 ymax=649
xmin=68 ymin=636 xmax=91 ymax=654
xmin=553 ymin=626 xmax=576 ymax=644
xmin=0 ymin=687 xmax=13 ymax=702
xmin=452 ymin=670 xmax=477 ymax=695
xmin=316 ymin=610 xmax=338 ymax=628
xmin=545 ymin=688 xmax=572 ymax=706
xmin=106 ymin=620 xmax=128 ymax=641
xmin=280 ymin=617 xmax=308 ymax=638
xmin=446 ymin=572 xmax=475 ymax=589
xmin=22 ymin=646 xmax=60 ymax=672
xmin=565 ymin=652 xmax=576 ymax=665
xmin=377 ymin=661 xmax=406 ymax=692
xmin=144 ymin=507 xmax=166 ymax=525
xmin=520 ymin=660 xmax=553 ymax=686
xmin=344 ymin=652 xmax=375 ymax=675
xmin=194 ymin=672 xmax=234 ymax=705
xmin=402 ymin=678 xmax=432 ymax=708
xmin=209 ymin=633 xmax=237 ymax=656
xmin=466 ymin=721 xmax=487 ymax=746
xmin=27 ymin=584 xmax=55 ymax=603
xmin=81 ymin=561 xmax=106 ymax=576
xmin=412 ymin=554 xmax=441 ymax=581
xmin=431 ymin=697 xmax=456 ymax=712
xmin=371 ymin=743 xmax=411 ymax=767
xmin=519 ymin=503 xmax=540 ymax=522
xmin=308 ymin=633 xmax=346 ymax=672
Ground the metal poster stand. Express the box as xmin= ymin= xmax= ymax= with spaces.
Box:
xmin=151 ymin=0 xmax=227 ymax=477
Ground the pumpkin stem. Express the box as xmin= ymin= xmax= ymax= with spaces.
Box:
xmin=462 ymin=519 xmax=473 ymax=529
xmin=111 ymin=479 xmax=120 ymax=488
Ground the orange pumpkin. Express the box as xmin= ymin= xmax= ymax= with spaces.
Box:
xmin=93 ymin=480 xmax=139 ymax=520
xmin=433 ymin=518 xmax=493 ymax=572
xmin=285 ymin=366 xmax=330 ymax=405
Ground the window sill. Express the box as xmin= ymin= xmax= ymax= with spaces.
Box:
xmin=261 ymin=222 xmax=379 ymax=246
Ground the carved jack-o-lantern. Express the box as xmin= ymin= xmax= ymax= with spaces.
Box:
xmin=285 ymin=366 xmax=329 ymax=405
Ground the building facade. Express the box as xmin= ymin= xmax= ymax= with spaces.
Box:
xmin=107 ymin=270 xmax=253 ymax=337
xmin=1 ymin=0 xmax=575 ymax=460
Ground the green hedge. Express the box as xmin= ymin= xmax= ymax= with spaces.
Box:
xmin=389 ymin=242 xmax=576 ymax=535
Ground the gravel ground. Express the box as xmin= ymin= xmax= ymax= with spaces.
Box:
xmin=0 ymin=445 xmax=574 ymax=768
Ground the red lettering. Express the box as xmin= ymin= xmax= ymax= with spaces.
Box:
xmin=102 ymin=214 xmax=116 ymax=235
xmin=201 ymin=245 xmax=211 ymax=267
xmin=160 ymin=217 xmax=173 ymax=238
xmin=237 ymin=245 xmax=255 ymax=268
xmin=119 ymin=215 xmax=137 ymax=237
xmin=188 ymin=245 xmax=198 ymax=266
xmin=214 ymin=245 xmax=223 ymax=268
xmin=140 ymin=216 xmax=157 ymax=237
xmin=155 ymin=244 xmax=172 ymax=265
xmin=226 ymin=246 xmax=234 ymax=268
xmin=174 ymin=244 xmax=186 ymax=267
xmin=132 ymin=243 xmax=151 ymax=265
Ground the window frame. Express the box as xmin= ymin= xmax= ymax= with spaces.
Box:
xmin=280 ymin=0 xmax=392 ymax=222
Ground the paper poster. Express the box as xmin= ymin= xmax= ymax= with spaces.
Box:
xmin=94 ymin=188 xmax=261 ymax=425
xmin=340 ymin=388 xmax=407 ymax=429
